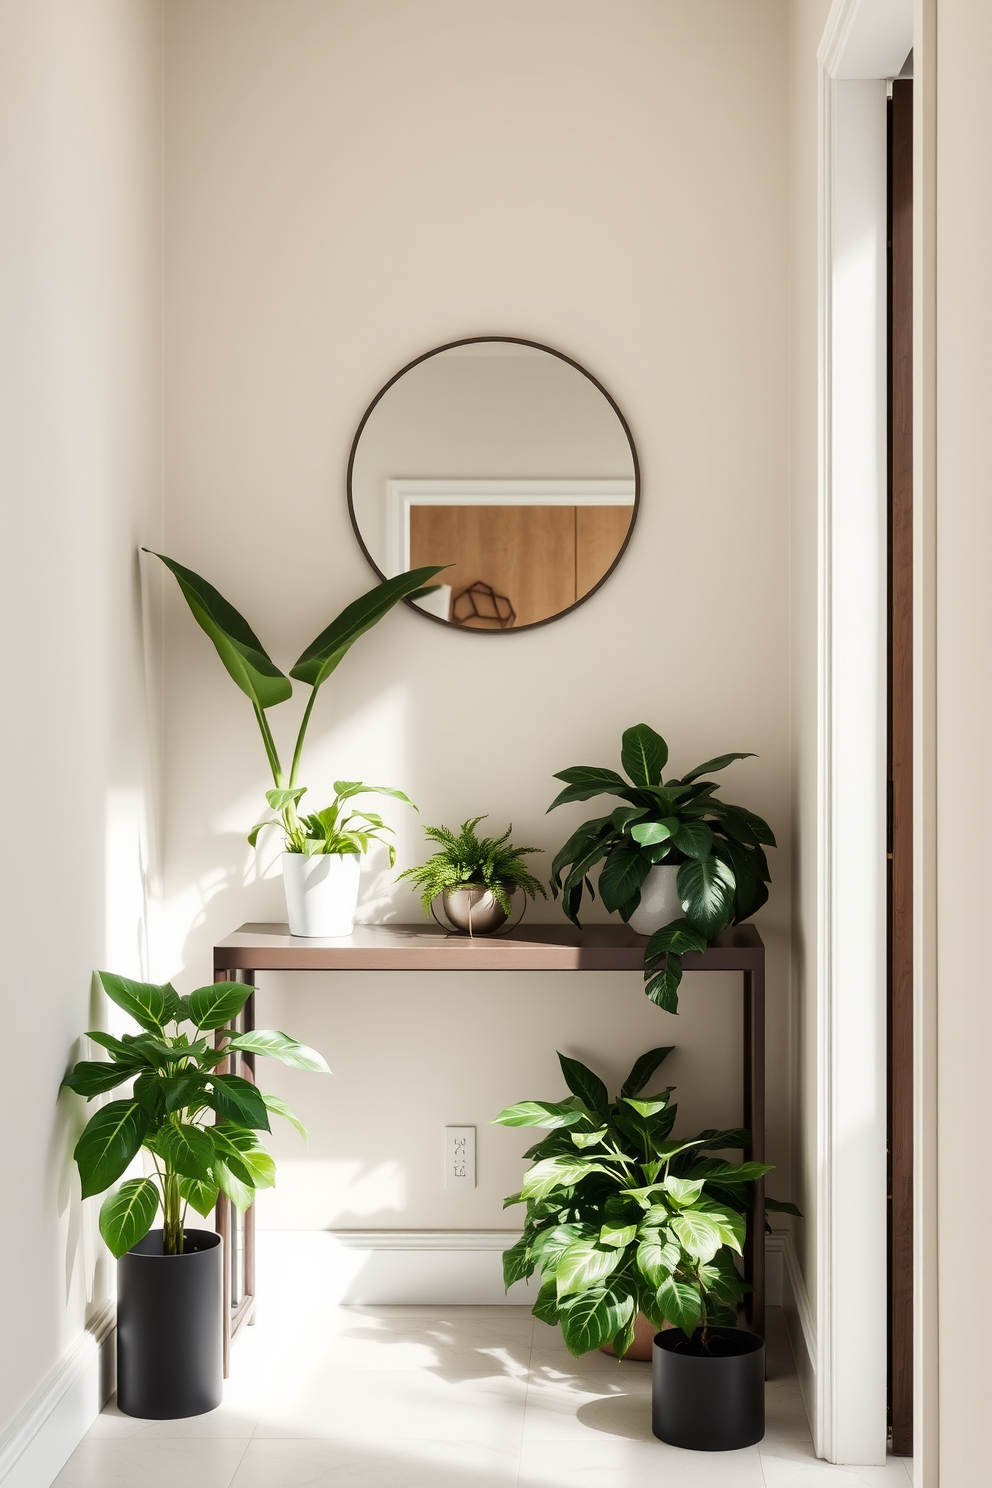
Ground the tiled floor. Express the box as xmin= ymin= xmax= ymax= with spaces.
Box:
xmin=55 ymin=1301 xmax=914 ymax=1487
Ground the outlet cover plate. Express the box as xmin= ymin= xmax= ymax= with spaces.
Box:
xmin=444 ymin=1126 xmax=476 ymax=1189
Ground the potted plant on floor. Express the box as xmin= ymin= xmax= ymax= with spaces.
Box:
xmin=494 ymin=1047 xmax=798 ymax=1448
xmin=63 ymin=971 xmax=329 ymax=1419
xmin=397 ymin=816 xmax=547 ymax=935
xmin=548 ymin=723 xmax=775 ymax=1010
xmin=146 ymin=551 xmax=445 ymax=936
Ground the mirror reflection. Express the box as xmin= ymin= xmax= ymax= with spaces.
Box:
xmin=348 ymin=339 xmax=638 ymax=629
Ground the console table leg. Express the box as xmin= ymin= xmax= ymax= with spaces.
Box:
xmin=743 ymin=963 xmax=766 ymax=1338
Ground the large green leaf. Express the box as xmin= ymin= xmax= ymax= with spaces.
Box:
xmin=557 ymin=1054 xmax=609 ymax=1115
xmin=62 ymin=1060 xmax=139 ymax=1100
xmin=225 ymin=1030 xmax=330 ymax=1072
xmin=643 ymin=919 xmax=707 ymax=963
xmin=620 ymin=1046 xmax=675 ymax=1098
xmin=98 ymin=1178 xmax=160 ymax=1258
xmin=187 ymin=981 xmax=253 ymax=1031
xmin=74 ymin=1100 xmax=148 ymax=1198
xmin=669 ymin=1210 xmax=725 ymax=1262
xmin=677 ymin=857 xmax=736 ymax=939
xmin=492 ymin=1099 xmax=588 ymax=1129
xmin=210 ymin=1073 xmax=270 ymax=1130
xmin=644 ymin=958 xmax=684 ymax=1013
xmin=713 ymin=835 xmax=770 ymax=922
xmin=598 ymin=847 xmax=651 ymax=914
xmin=662 ymin=1176 xmax=705 ymax=1208
xmin=145 ymin=551 xmax=292 ymax=710
xmin=555 ymin=1240 xmax=622 ymax=1298
xmin=290 ymin=567 xmax=446 ymax=691
xmin=157 ymin=1123 xmax=217 ymax=1184
xmin=520 ymin=1156 xmax=607 ymax=1204
xmin=549 ymin=815 xmax=612 ymax=886
xmin=620 ymin=725 xmax=668 ymax=788
xmin=178 ymin=1175 xmax=220 ymax=1218
xmin=629 ymin=819 xmax=676 ymax=847
xmin=213 ymin=1157 xmax=255 ymax=1212
xmin=558 ymin=1283 xmax=634 ymax=1356
xmin=261 ymin=1091 xmax=308 ymax=1140
xmin=636 ymin=1231 xmax=681 ymax=1287
xmin=96 ymin=972 xmax=175 ymax=1032
xmin=673 ymin=822 xmax=714 ymax=860
xmin=502 ymin=1235 xmax=535 ymax=1288
xmin=547 ymin=767 xmax=631 ymax=811
xmin=655 ymin=1275 xmax=702 ymax=1335
xmin=698 ymin=1203 xmax=746 ymax=1253
xmin=677 ymin=752 xmax=755 ymax=785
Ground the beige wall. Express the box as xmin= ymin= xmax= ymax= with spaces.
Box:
xmin=0 ymin=0 xmax=162 ymax=1450
xmin=161 ymin=0 xmax=794 ymax=1233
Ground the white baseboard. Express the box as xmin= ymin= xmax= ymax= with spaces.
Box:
xmin=0 ymin=1305 xmax=114 ymax=1488
xmin=768 ymin=1230 xmax=816 ymax=1433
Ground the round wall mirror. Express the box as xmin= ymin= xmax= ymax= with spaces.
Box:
xmin=347 ymin=337 xmax=639 ymax=630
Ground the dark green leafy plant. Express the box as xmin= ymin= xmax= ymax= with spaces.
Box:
xmin=397 ymin=816 xmax=548 ymax=916
xmin=146 ymin=551 xmax=444 ymax=853
xmin=548 ymin=724 xmax=775 ymax=1011
xmin=63 ymin=972 xmax=329 ymax=1258
xmin=494 ymin=1048 xmax=781 ymax=1357
xmin=249 ymin=780 xmax=414 ymax=858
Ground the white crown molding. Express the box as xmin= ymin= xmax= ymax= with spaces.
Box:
xmin=819 ymin=0 xmax=913 ymax=80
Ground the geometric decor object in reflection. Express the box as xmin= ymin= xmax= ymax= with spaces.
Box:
xmin=451 ymin=581 xmax=516 ymax=629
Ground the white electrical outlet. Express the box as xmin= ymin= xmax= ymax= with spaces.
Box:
xmin=444 ymin=1126 xmax=476 ymax=1189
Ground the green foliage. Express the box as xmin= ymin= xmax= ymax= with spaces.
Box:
xmin=145 ymin=551 xmax=443 ymax=854
xmin=397 ymin=817 xmax=548 ymax=916
xmin=63 ymin=971 xmax=329 ymax=1259
xmin=494 ymin=1048 xmax=787 ymax=1356
xmin=548 ymin=725 xmax=775 ymax=1011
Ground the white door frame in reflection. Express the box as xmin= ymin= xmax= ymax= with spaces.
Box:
xmin=384 ymin=477 xmax=636 ymax=575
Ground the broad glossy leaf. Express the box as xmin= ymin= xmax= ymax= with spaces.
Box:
xmin=599 ymin=1223 xmax=637 ymax=1250
xmin=636 ymin=1232 xmax=681 ymax=1287
xmin=620 ymin=1046 xmax=675 ymax=1098
xmin=86 ymin=1030 xmax=145 ymax=1062
xmin=598 ymin=846 xmax=651 ymax=913
xmin=698 ymin=1203 xmax=746 ymax=1253
xmin=187 ymin=981 xmax=253 ymax=1032
xmin=228 ymin=1140 xmax=276 ymax=1190
xmin=99 ymin=1178 xmax=160 ymax=1258
xmin=555 ymin=1240 xmax=622 ymax=1299
xmin=571 ymin=1127 xmax=608 ymax=1149
xmin=74 ymin=1100 xmax=148 ymax=1198
xmin=492 ymin=1099 xmax=588 ymax=1129
xmin=643 ymin=919 xmax=707 ymax=963
xmin=620 ymin=724 xmax=668 ymax=787
xmin=520 ymin=1156 xmax=607 ymax=1204
xmin=161 ymin=1074 xmax=207 ymax=1114
xmin=97 ymin=972 xmax=174 ymax=1032
xmin=611 ymin=1310 xmax=637 ymax=1360
xmin=677 ymin=751 xmax=755 ymax=785
xmin=670 ymin=1210 xmax=724 ymax=1262
xmin=225 ymin=1029 xmax=330 ymax=1072
xmin=133 ymin=1070 xmax=165 ymax=1119
xmin=629 ymin=819 xmax=676 ymax=847
xmin=677 ymin=857 xmax=735 ymax=939
xmin=549 ymin=816 xmax=612 ymax=886
xmin=559 ymin=1283 xmax=634 ymax=1356
xmin=557 ymin=1054 xmax=609 ymax=1115
xmin=644 ymin=959 xmax=683 ymax=1013
xmin=266 ymin=786 xmax=307 ymax=811
xmin=673 ymin=821 xmax=713 ymax=860
xmin=262 ymin=1091 xmax=308 ymax=1140
xmin=528 ymin=1222 xmax=593 ymax=1274
xmin=622 ymin=1094 xmax=669 ymax=1117
xmin=655 ymin=1275 xmax=702 ymax=1335
xmin=62 ymin=1060 xmax=138 ymax=1100
xmin=146 ymin=551 xmax=292 ymax=710
xmin=547 ymin=767 xmax=630 ymax=811
xmin=178 ymin=1175 xmax=220 ymax=1218
xmin=213 ymin=1157 xmax=255 ymax=1212
xmin=662 ymin=1176 xmax=704 ymax=1207
xmin=290 ymin=567 xmax=447 ymax=690
xmin=684 ymin=1160 xmax=771 ymax=1186
xmin=532 ymin=1277 xmax=561 ymax=1326
xmin=502 ymin=1235 xmax=535 ymax=1288
xmin=210 ymin=1073 xmax=270 ymax=1130
xmin=610 ymin=805 xmax=649 ymax=834
xmin=157 ymin=1123 xmax=217 ymax=1184
xmin=765 ymin=1197 xmax=803 ymax=1217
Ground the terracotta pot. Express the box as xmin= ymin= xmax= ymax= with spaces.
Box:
xmin=600 ymin=1312 xmax=672 ymax=1362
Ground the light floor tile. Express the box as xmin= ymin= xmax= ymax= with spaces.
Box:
xmin=230 ymin=1436 xmax=518 ymax=1488
xmin=51 ymin=1437 xmax=249 ymax=1488
xmin=518 ymin=1436 xmax=766 ymax=1487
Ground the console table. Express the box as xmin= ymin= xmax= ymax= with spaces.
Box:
xmin=212 ymin=921 xmax=765 ymax=1372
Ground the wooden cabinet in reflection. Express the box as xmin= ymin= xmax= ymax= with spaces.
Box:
xmin=409 ymin=504 xmax=631 ymax=628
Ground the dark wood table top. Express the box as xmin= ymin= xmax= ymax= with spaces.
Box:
xmin=213 ymin=921 xmax=764 ymax=973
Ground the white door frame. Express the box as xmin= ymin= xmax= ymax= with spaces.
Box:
xmin=816 ymin=0 xmax=913 ymax=1465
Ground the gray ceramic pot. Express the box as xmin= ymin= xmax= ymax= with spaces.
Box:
xmin=439 ymin=885 xmax=516 ymax=935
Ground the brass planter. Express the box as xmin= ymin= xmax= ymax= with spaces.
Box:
xmin=438 ymin=885 xmax=517 ymax=936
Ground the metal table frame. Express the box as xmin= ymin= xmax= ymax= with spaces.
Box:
xmin=212 ymin=921 xmax=765 ymax=1373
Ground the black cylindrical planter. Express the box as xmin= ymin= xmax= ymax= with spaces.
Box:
xmin=117 ymin=1229 xmax=223 ymax=1419
xmin=652 ymin=1326 xmax=764 ymax=1451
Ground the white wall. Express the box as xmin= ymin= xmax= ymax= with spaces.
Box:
xmin=0 ymin=0 xmax=163 ymax=1468
xmin=160 ymin=0 xmax=794 ymax=1238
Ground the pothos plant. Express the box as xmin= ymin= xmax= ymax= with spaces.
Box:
xmin=494 ymin=1047 xmax=781 ymax=1356
xmin=548 ymin=724 xmax=775 ymax=1011
xmin=146 ymin=551 xmax=444 ymax=854
xmin=397 ymin=817 xmax=547 ymax=916
xmin=63 ymin=972 xmax=329 ymax=1258
xmin=248 ymin=779 xmax=413 ymax=860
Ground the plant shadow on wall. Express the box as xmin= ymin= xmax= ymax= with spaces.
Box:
xmin=549 ymin=724 xmax=775 ymax=1011
xmin=145 ymin=551 xmax=446 ymax=937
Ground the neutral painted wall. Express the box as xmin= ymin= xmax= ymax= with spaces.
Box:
xmin=0 ymin=0 xmax=162 ymax=1457
xmin=161 ymin=0 xmax=792 ymax=1234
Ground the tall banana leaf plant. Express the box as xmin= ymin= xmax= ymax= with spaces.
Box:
xmin=145 ymin=552 xmax=445 ymax=849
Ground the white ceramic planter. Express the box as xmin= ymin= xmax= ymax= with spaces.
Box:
xmin=282 ymin=851 xmax=361 ymax=937
xmin=627 ymin=864 xmax=683 ymax=936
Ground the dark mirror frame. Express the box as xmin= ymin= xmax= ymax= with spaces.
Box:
xmin=346 ymin=335 xmax=640 ymax=633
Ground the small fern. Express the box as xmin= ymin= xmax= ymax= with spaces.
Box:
xmin=398 ymin=816 xmax=548 ymax=915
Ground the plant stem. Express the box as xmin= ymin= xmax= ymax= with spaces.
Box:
xmin=288 ymin=687 xmax=318 ymax=788
xmin=162 ymin=1168 xmax=184 ymax=1255
xmin=253 ymin=703 xmax=285 ymax=788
